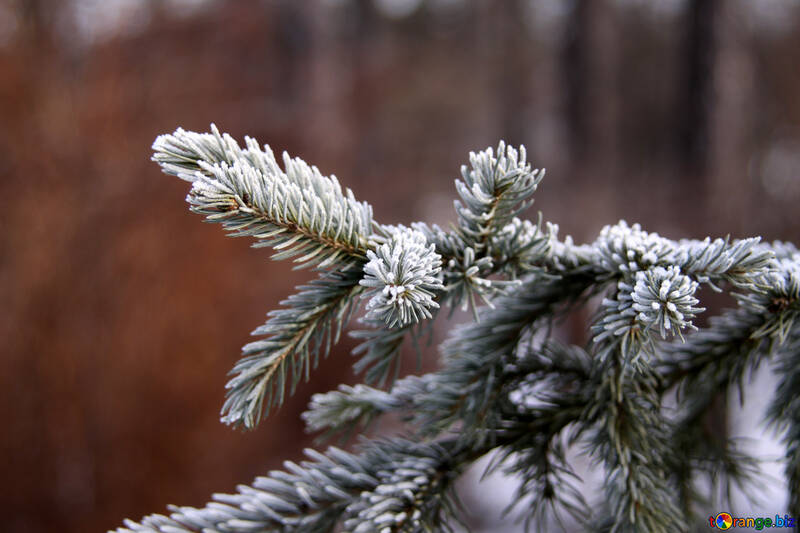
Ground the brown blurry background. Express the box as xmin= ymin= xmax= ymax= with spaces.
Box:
xmin=2 ymin=1 xmax=800 ymax=531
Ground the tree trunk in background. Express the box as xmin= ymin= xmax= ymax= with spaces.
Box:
xmin=679 ymin=0 xmax=718 ymax=179
xmin=491 ymin=0 xmax=529 ymax=147
xmin=563 ymin=0 xmax=619 ymax=175
xmin=349 ymin=0 xmax=381 ymax=179
xmin=706 ymin=1 xmax=755 ymax=235
xmin=559 ymin=0 xmax=619 ymax=238
xmin=273 ymin=0 xmax=312 ymax=148
xmin=562 ymin=0 xmax=591 ymax=162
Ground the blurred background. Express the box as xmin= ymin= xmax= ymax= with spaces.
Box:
xmin=2 ymin=0 xmax=800 ymax=531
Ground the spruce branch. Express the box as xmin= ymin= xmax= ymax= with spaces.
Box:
xmin=584 ymin=226 xmax=775 ymax=528
xmin=116 ymin=437 xmax=491 ymax=533
xmin=119 ymin=129 xmax=800 ymax=533
xmin=222 ymin=269 xmax=363 ymax=429
xmin=769 ymin=339 xmax=800 ymax=518
xmin=414 ymin=269 xmax=600 ymax=446
xmin=113 ymin=442 xmax=392 ymax=533
xmin=348 ymin=319 xmax=435 ymax=388
xmin=454 ymin=141 xmax=544 ymax=253
xmin=544 ymin=222 xmax=597 ymax=273
xmin=489 ymin=214 xmax=551 ymax=277
xmin=496 ymin=342 xmax=593 ymax=529
xmin=153 ymin=125 xmax=373 ymax=269
xmin=341 ymin=440 xmax=463 ymax=533
xmin=657 ymin=257 xmax=800 ymax=516
xmin=595 ymin=266 xmax=704 ymax=353
xmin=302 ymin=375 xmax=437 ymax=440
xmin=586 ymin=304 xmax=683 ymax=533
xmin=592 ymin=221 xmax=772 ymax=288
xmin=412 ymin=217 xmax=550 ymax=318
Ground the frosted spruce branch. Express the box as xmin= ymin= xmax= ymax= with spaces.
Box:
xmin=153 ymin=127 xmax=543 ymax=428
xmin=222 ymin=269 xmax=363 ymax=429
xmin=153 ymin=125 xmax=373 ymax=269
xmin=661 ymin=255 xmax=800 ymax=516
xmin=119 ymin=126 xmax=800 ymax=533
xmin=586 ymin=319 xmax=683 ymax=532
xmin=115 ymin=438 xmax=469 ymax=533
xmin=454 ymin=141 xmax=544 ymax=253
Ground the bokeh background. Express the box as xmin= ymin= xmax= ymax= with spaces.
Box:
xmin=2 ymin=0 xmax=800 ymax=531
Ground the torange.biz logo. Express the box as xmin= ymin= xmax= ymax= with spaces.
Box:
xmin=712 ymin=513 xmax=733 ymax=529
xmin=709 ymin=512 xmax=795 ymax=530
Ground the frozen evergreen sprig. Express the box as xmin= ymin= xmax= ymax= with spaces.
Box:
xmin=348 ymin=321 xmax=414 ymax=387
xmin=631 ymin=265 xmax=705 ymax=339
xmin=740 ymin=257 xmax=800 ymax=340
xmin=594 ymin=220 xmax=673 ymax=274
xmin=591 ymin=221 xmax=772 ymax=288
xmin=115 ymin=439 xmax=463 ymax=533
xmin=454 ymin=141 xmax=544 ymax=253
xmin=657 ymin=256 xmax=800 ymax=517
xmin=120 ymin=126 xmax=800 ymax=533
xmin=587 ymin=268 xmax=691 ymax=531
xmin=412 ymin=269 xmax=600 ymax=447
xmin=768 ymin=337 xmax=800 ymax=518
xmin=677 ymin=236 xmax=772 ymax=288
xmin=489 ymin=215 xmax=551 ymax=277
xmin=586 ymin=331 xmax=682 ymax=532
xmin=302 ymin=375 xmax=437 ymax=439
xmin=441 ymin=246 xmax=502 ymax=315
xmin=360 ymin=227 xmax=444 ymax=328
xmin=222 ymin=269 xmax=363 ymax=429
xmin=595 ymin=279 xmax=640 ymax=350
xmin=153 ymin=125 xmax=373 ymax=269
xmin=341 ymin=441 xmax=460 ymax=533
xmin=544 ymin=222 xmax=596 ymax=272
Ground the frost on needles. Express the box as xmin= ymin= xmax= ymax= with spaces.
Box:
xmin=116 ymin=125 xmax=800 ymax=533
